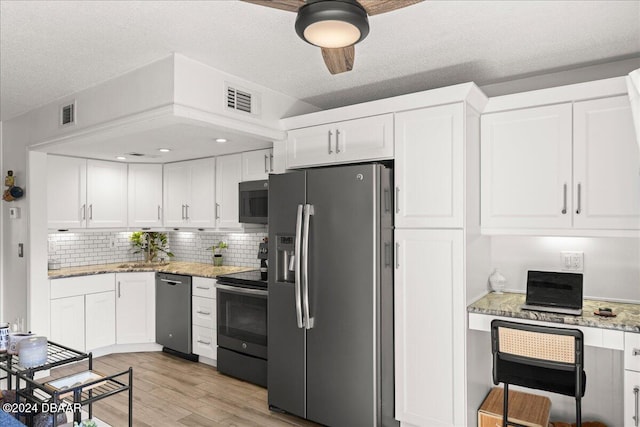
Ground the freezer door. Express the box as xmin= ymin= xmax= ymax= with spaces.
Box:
xmin=267 ymin=171 xmax=307 ymax=417
xmin=305 ymin=164 xmax=379 ymax=427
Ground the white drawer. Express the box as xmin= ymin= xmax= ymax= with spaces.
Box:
xmin=192 ymin=325 xmax=217 ymax=360
xmin=192 ymin=277 xmax=216 ymax=299
xmin=51 ymin=273 xmax=115 ymax=299
xmin=625 ymin=332 xmax=640 ymax=372
xmin=192 ymin=296 xmax=216 ymax=328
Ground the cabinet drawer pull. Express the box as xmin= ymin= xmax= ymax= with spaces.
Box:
xmin=197 ymin=339 xmax=211 ymax=345
xmin=196 ymin=286 xmax=210 ymax=290
xmin=634 ymin=386 xmax=639 ymax=427
xmin=576 ymin=183 xmax=582 ymax=214
xmin=562 ymin=183 xmax=567 ymax=214
xmin=196 ymin=310 xmax=211 ymax=316
xmin=328 ymin=130 xmax=333 ymax=154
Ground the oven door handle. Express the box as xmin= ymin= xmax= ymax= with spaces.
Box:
xmin=294 ymin=204 xmax=304 ymax=328
xmin=216 ymin=283 xmax=268 ymax=297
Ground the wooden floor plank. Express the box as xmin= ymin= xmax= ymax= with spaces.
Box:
xmin=71 ymin=351 xmax=321 ymax=427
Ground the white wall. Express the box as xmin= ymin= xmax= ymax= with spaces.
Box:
xmin=490 ymin=235 xmax=640 ymax=302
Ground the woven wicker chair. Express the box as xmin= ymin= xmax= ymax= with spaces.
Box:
xmin=491 ymin=319 xmax=586 ymax=427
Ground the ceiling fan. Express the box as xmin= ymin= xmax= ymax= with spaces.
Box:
xmin=242 ymin=0 xmax=424 ymax=74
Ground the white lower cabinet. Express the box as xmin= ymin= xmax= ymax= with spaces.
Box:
xmin=625 ymin=370 xmax=640 ymax=427
xmin=115 ymin=272 xmax=156 ymax=345
xmin=50 ymin=273 xmax=116 ymax=352
xmin=191 ymin=277 xmax=217 ymax=361
xmin=85 ymin=291 xmax=116 ymax=351
xmin=394 ymin=229 xmax=465 ymax=427
xmin=50 ymin=295 xmax=85 ymax=351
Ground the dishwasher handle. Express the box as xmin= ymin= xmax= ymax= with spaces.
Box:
xmin=159 ymin=278 xmax=182 ymax=285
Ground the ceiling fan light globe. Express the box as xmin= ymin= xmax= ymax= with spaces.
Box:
xmin=303 ymin=20 xmax=360 ymax=48
xmin=295 ymin=0 xmax=369 ymax=48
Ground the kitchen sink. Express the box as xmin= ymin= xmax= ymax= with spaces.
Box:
xmin=117 ymin=262 xmax=170 ymax=268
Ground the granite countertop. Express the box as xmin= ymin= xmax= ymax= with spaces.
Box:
xmin=48 ymin=261 xmax=255 ymax=280
xmin=468 ymin=292 xmax=640 ymax=333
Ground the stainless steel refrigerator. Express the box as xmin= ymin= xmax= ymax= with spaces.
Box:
xmin=268 ymin=163 xmax=397 ymax=427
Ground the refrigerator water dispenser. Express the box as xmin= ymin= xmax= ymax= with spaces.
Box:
xmin=276 ymin=235 xmax=295 ymax=283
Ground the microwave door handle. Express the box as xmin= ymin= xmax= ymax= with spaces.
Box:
xmin=294 ymin=204 xmax=304 ymax=329
xmin=302 ymin=203 xmax=314 ymax=329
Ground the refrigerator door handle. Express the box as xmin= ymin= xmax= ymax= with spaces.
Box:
xmin=294 ymin=204 xmax=305 ymax=328
xmin=302 ymin=203 xmax=315 ymax=329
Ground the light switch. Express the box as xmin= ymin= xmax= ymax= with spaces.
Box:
xmin=9 ymin=207 xmax=20 ymax=219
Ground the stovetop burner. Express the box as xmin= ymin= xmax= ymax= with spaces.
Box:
xmin=216 ymin=270 xmax=267 ymax=289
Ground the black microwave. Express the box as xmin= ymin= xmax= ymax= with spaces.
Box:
xmin=239 ymin=180 xmax=268 ymax=224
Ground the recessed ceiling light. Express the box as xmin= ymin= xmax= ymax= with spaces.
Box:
xmin=116 ymin=156 xmax=126 ymax=160
xmin=215 ymin=138 xmax=228 ymax=143
xmin=158 ymin=148 xmax=171 ymax=153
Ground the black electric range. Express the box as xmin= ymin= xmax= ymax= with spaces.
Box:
xmin=216 ymin=270 xmax=267 ymax=289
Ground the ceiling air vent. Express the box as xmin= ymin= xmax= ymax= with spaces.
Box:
xmin=59 ymin=101 xmax=76 ymax=127
xmin=225 ymin=84 xmax=260 ymax=116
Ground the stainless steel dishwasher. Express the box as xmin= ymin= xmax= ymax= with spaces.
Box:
xmin=156 ymin=272 xmax=193 ymax=358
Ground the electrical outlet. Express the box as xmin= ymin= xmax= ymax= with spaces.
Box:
xmin=109 ymin=236 xmax=116 ymax=248
xmin=48 ymin=241 xmax=56 ymax=252
xmin=561 ymin=251 xmax=584 ymax=272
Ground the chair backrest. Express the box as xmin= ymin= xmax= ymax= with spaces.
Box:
xmin=491 ymin=319 xmax=585 ymax=397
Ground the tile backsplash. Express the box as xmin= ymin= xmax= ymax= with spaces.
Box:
xmin=48 ymin=230 xmax=267 ymax=269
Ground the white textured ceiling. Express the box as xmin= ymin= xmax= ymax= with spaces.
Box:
xmin=1 ymin=0 xmax=639 ymax=123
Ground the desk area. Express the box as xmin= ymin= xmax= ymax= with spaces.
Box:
xmin=468 ymin=292 xmax=640 ymax=426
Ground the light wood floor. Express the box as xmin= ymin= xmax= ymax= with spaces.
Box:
xmin=47 ymin=351 xmax=320 ymax=427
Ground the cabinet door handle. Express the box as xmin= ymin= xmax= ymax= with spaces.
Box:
xmin=264 ymin=155 xmax=269 ymax=173
xmin=157 ymin=205 xmax=161 ymax=221
xmin=197 ymin=339 xmax=211 ymax=345
xmin=395 ymin=242 xmax=400 ymax=269
xmin=215 ymin=203 xmax=220 ymax=220
xmin=117 ymin=281 xmax=121 ymax=298
xmin=328 ymin=130 xmax=333 ymax=154
xmin=81 ymin=204 xmax=86 ymax=220
xmin=336 ymin=129 xmax=341 ymax=153
xmin=196 ymin=310 xmax=211 ymax=316
xmin=576 ymin=183 xmax=582 ymax=214
xmin=269 ymin=154 xmax=274 ymax=172
xmin=562 ymin=183 xmax=567 ymax=214
xmin=181 ymin=204 xmax=185 ymax=220
xmin=395 ymin=187 xmax=400 ymax=213
xmin=634 ymin=386 xmax=639 ymax=427
xmin=185 ymin=204 xmax=190 ymax=220
xmin=89 ymin=204 xmax=93 ymax=220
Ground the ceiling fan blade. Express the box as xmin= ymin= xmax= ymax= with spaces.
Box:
xmin=240 ymin=0 xmax=305 ymax=13
xmin=356 ymin=0 xmax=424 ymax=16
xmin=321 ymin=46 xmax=355 ymax=74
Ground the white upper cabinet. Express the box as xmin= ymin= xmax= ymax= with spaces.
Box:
xmin=286 ymin=114 xmax=393 ymax=169
xmin=47 ymin=156 xmax=87 ymax=229
xmin=573 ymin=96 xmax=640 ymax=230
xmin=163 ymin=158 xmax=216 ymax=228
xmin=481 ymin=103 xmax=573 ymax=229
xmin=187 ymin=158 xmax=216 ymax=228
xmin=47 ymin=156 xmax=127 ymax=229
xmin=216 ymin=154 xmax=242 ymax=229
xmin=128 ymin=163 xmax=163 ymax=228
xmin=395 ymin=103 xmax=464 ymax=228
xmin=482 ymin=96 xmax=640 ymax=233
xmin=242 ymin=148 xmax=273 ymax=181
